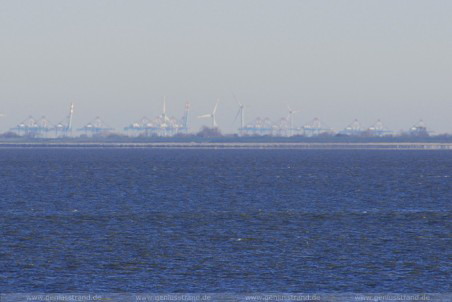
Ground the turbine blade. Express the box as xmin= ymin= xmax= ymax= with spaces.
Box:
xmin=198 ymin=114 xmax=211 ymax=119
xmin=213 ymin=101 xmax=219 ymax=115
xmin=231 ymin=91 xmax=242 ymax=106
xmin=233 ymin=108 xmax=241 ymax=124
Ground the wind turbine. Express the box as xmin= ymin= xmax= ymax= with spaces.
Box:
xmin=287 ymin=106 xmax=299 ymax=136
xmin=55 ymin=103 xmax=74 ymax=137
xmin=231 ymin=93 xmax=246 ymax=135
xmin=198 ymin=100 xmax=219 ymax=128
xmin=161 ymin=96 xmax=170 ymax=123
xmin=233 ymin=102 xmax=245 ymax=135
xmin=182 ymin=102 xmax=191 ymax=133
xmin=67 ymin=103 xmax=74 ymax=134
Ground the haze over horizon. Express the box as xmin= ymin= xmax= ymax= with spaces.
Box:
xmin=1 ymin=0 xmax=451 ymax=134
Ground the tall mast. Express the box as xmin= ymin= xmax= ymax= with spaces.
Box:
xmin=68 ymin=103 xmax=74 ymax=135
xmin=183 ymin=102 xmax=190 ymax=133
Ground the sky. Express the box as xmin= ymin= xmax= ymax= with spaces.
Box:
xmin=0 ymin=0 xmax=451 ymax=134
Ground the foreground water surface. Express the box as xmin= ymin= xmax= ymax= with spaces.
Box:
xmin=0 ymin=148 xmax=450 ymax=292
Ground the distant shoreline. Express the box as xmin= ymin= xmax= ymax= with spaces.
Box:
xmin=0 ymin=142 xmax=451 ymax=150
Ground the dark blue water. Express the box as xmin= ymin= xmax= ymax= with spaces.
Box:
xmin=0 ymin=148 xmax=450 ymax=292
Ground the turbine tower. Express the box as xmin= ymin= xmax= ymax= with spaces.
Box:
xmin=161 ymin=96 xmax=170 ymax=123
xmin=232 ymin=93 xmax=245 ymax=135
xmin=182 ymin=102 xmax=190 ymax=133
xmin=287 ymin=106 xmax=299 ymax=136
xmin=198 ymin=100 xmax=219 ymax=128
xmin=67 ymin=103 xmax=74 ymax=135
xmin=233 ymin=103 xmax=245 ymax=135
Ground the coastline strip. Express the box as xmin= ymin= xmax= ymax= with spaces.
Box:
xmin=0 ymin=142 xmax=451 ymax=150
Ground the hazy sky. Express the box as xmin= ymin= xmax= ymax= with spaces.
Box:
xmin=1 ymin=0 xmax=451 ymax=133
